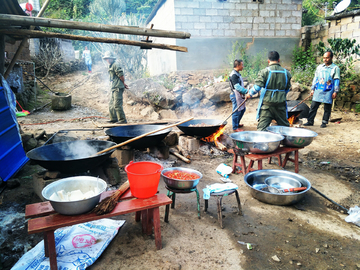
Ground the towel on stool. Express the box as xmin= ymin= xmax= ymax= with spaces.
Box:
xmin=203 ymin=183 xmax=238 ymax=200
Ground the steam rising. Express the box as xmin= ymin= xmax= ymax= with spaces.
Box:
xmin=62 ymin=141 xmax=98 ymax=160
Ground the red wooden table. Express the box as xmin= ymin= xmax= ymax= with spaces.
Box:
xmin=232 ymin=146 xmax=303 ymax=175
xmin=25 ymin=190 xmax=172 ymax=270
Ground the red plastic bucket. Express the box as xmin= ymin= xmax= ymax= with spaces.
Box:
xmin=125 ymin=161 xmax=163 ymax=199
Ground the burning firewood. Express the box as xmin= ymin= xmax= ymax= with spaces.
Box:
xmin=92 ymin=181 xmax=130 ymax=215
xmin=215 ymin=139 xmax=227 ymax=151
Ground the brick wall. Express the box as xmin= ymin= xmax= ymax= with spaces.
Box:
xmin=300 ymin=12 xmax=360 ymax=49
xmin=174 ymin=0 xmax=302 ymax=38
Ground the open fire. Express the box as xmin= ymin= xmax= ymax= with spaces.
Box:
xmin=201 ymin=125 xmax=227 ymax=151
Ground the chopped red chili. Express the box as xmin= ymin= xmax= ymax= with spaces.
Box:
xmin=164 ymin=170 xmax=199 ymax=180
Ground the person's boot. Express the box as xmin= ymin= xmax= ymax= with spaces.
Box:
xmin=320 ymin=123 xmax=327 ymax=128
xmin=303 ymin=122 xmax=313 ymax=126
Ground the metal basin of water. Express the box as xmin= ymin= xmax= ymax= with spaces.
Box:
xmin=230 ymin=131 xmax=284 ymax=154
xmin=244 ymin=169 xmax=311 ymax=205
xmin=266 ymin=126 xmax=318 ymax=148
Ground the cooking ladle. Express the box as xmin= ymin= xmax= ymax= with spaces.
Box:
xmin=220 ymin=99 xmax=246 ymax=126
xmin=288 ymin=94 xmax=312 ymax=112
xmin=93 ymin=117 xmax=194 ymax=156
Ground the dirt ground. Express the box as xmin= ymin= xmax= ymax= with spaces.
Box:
xmin=1 ymin=65 xmax=360 ymax=270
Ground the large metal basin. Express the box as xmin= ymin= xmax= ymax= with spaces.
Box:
xmin=230 ymin=131 xmax=284 ymax=154
xmin=42 ymin=176 xmax=107 ymax=215
xmin=266 ymin=126 xmax=318 ymax=148
xmin=244 ymin=169 xmax=311 ymax=205
xmin=161 ymin=167 xmax=202 ymax=190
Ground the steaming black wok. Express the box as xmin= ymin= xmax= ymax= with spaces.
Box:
xmin=105 ymin=124 xmax=172 ymax=149
xmin=26 ymin=140 xmax=116 ymax=173
xmin=177 ymin=119 xmax=226 ymax=138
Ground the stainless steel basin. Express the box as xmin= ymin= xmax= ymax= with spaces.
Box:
xmin=266 ymin=126 xmax=318 ymax=148
xmin=244 ymin=169 xmax=311 ymax=205
xmin=42 ymin=176 xmax=107 ymax=215
xmin=230 ymin=131 xmax=284 ymax=154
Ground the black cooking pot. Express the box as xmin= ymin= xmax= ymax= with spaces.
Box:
xmin=26 ymin=140 xmax=116 ymax=173
xmin=287 ymin=100 xmax=309 ymax=119
xmin=105 ymin=124 xmax=172 ymax=149
xmin=177 ymin=119 xmax=225 ymax=138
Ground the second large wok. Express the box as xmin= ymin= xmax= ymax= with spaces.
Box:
xmin=26 ymin=140 xmax=117 ymax=173
xmin=177 ymin=119 xmax=225 ymax=138
xmin=105 ymin=124 xmax=172 ymax=148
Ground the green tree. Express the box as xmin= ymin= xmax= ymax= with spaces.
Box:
xmin=226 ymin=41 xmax=267 ymax=83
xmin=88 ymin=0 xmax=148 ymax=79
xmin=302 ymin=0 xmax=360 ymax=26
xmin=41 ymin=0 xmax=92 ymax=20
xmin=125 ymin=0 xmax=157 ymax=18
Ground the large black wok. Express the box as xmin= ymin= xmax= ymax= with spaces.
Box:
xmin=26 ymin=140 xmax=116 ymax=173
xmin=105 ymin=124 xmax=172 ymax=149
xmin=177 ymin=119 xmax=226 ymax=138
xmin=287 ymin=100 xmax=309 ymax=119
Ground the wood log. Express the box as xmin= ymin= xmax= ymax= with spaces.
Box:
xmin=169 ymin=148 xmax=191 ymax=164
xmin=0 ymin=29 xmax=188 ymax=52
xmin=176 ymin=145 xmax=191 ymax=159
xmin=0 ymin=14 xmax=191 ymax=39
xmin=215 ymin=140 xmax=227 ymax=151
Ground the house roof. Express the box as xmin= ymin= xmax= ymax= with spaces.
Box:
xmin=1 ymin=0 xmax=41 ymax=39
xmin=325 ymin=9 xmax=360 ymax=20
xmin=1 ymin=0 xmax=28 ymax=16
xmin=146 ymin=0 xmax=167 ymax=25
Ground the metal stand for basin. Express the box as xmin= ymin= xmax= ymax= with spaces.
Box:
xmin=164 ymin=186 xmax=200 ymax=222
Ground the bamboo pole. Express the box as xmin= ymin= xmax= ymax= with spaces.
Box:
xmin=94 ymin=117 xmax=194 ymax=156
xmin=0 ymin=29 xmax=188 ymax=52
xmin=0 ymin=14 xmax=191 ymax=39
xmin=4 ymin=0 xmax=51 ymax=79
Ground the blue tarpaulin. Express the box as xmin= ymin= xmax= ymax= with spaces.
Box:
xmin=0 ymin=75 xmax=29 ymax=182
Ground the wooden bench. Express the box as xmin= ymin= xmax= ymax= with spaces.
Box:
xmin=232 ymin=146 xmax=304 ymax=175
xmin=26 ymin=190 xmax=172 ymax=270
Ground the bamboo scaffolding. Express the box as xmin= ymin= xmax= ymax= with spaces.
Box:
xmin=0 ymin=29 xmax=187 ymax=52
xmin=0 ymin=14 xmax=191 ymax=39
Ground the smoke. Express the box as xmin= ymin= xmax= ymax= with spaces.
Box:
xmin=60 ymin=141 xmax=98 ymax=160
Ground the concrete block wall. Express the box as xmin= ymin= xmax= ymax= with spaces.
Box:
xmin=301 ymin=14 xmax=360 ymax=49
xmin=174 ymin=0 xmax=303 ymax=38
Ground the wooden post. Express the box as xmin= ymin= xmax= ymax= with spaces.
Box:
xmin=4 ymin=0 xmax=51 ymax=79
xmin=0 ymin=14 xmax=191 ymax=39
xmin=0 ymin=29 xmax=188 ymax=53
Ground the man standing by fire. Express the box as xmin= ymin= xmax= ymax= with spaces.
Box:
xmin=245 ymin=51 xmax=291 ymax=131
xmin=103 ymin=51 xmax=129 ymax=124
xmin=304 ymin=51 xmax=340 ymax=128
xmin=229 ymin=59 xmax=248 ymax=132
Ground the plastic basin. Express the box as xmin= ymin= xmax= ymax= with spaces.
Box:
xmin=125 ymin=161 xmax=163 ymax=199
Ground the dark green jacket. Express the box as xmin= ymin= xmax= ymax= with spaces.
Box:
xmin=108 ymin=61 xmax=125 ymax=90
xmin=254 ymin=63 xmax=292 ymax=104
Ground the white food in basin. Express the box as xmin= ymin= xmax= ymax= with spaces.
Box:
xmin=51 ymin=187 xmax=100 ymax=202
